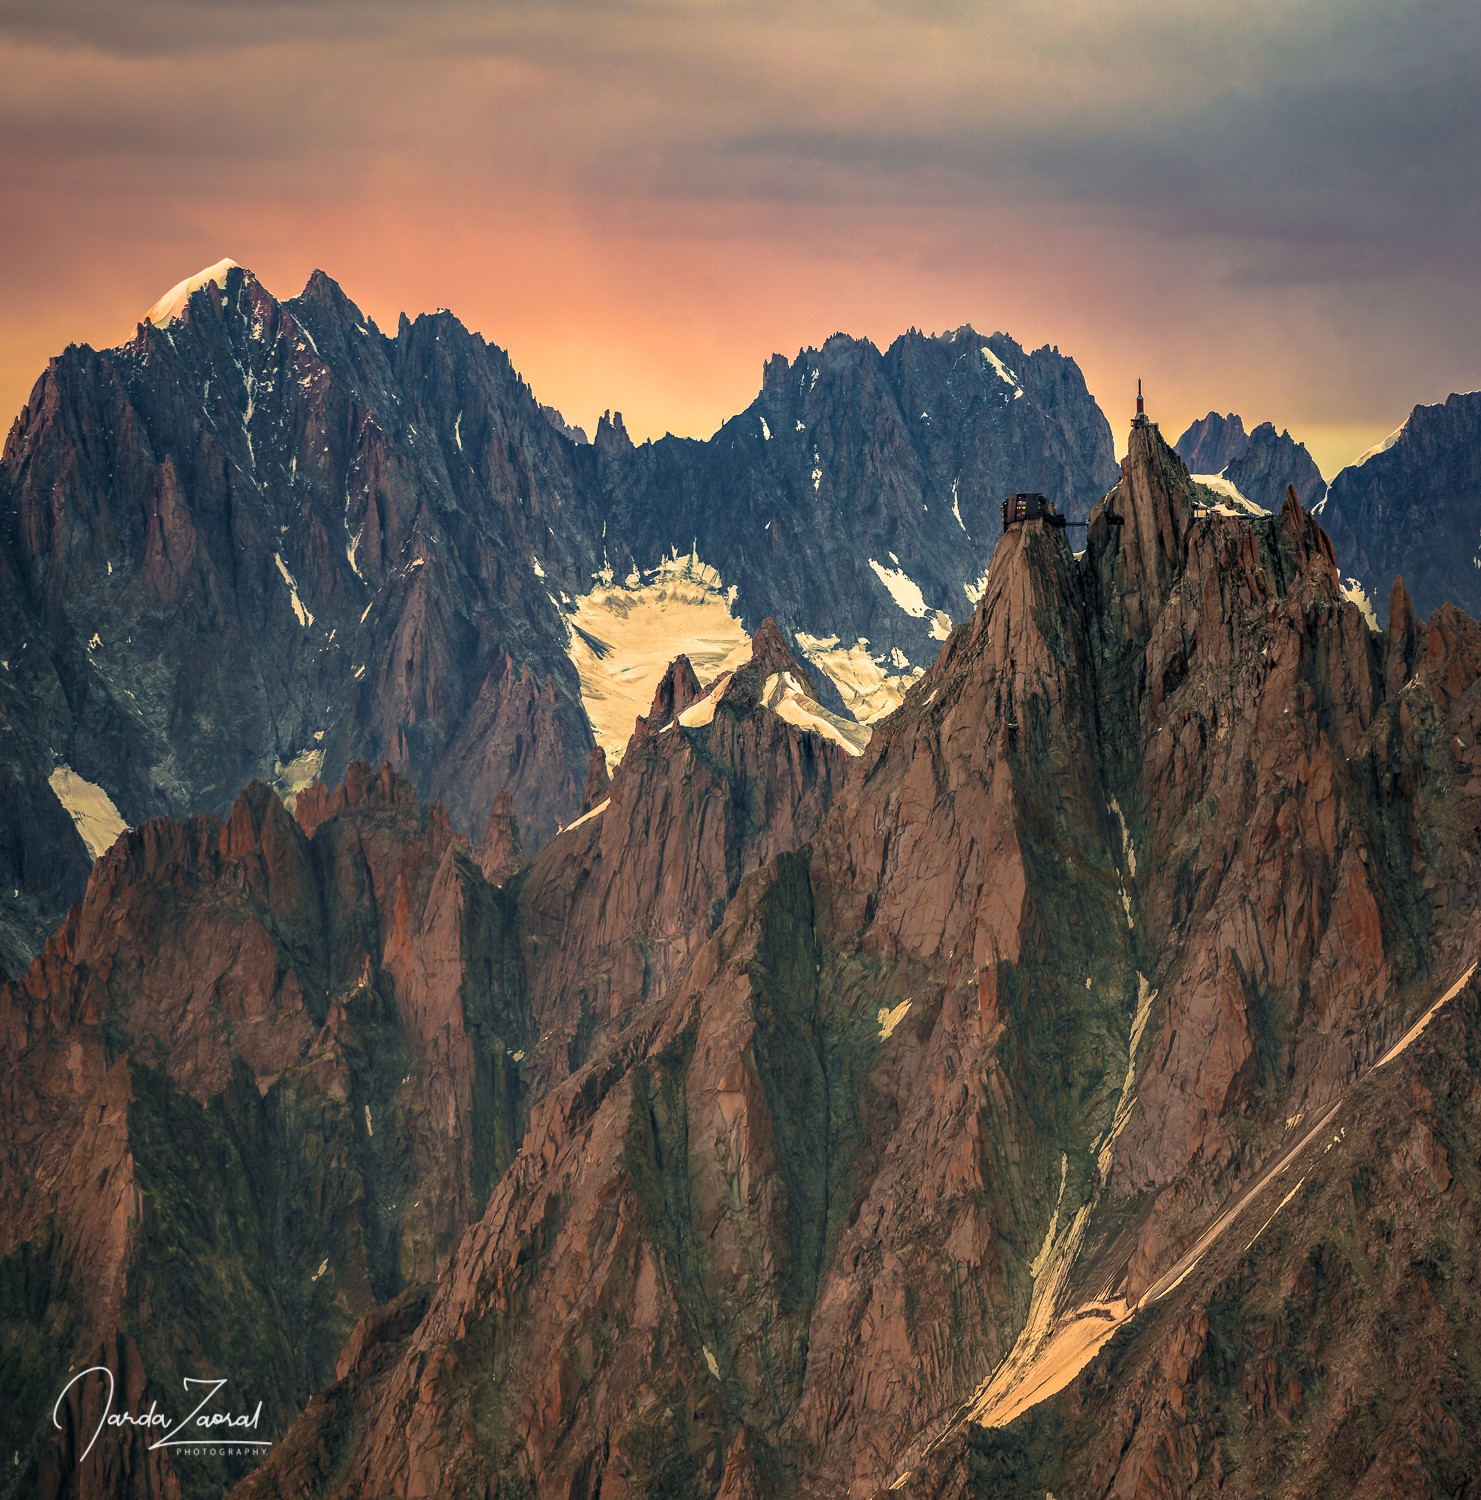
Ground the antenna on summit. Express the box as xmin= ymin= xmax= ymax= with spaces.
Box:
xmin=1132 ymin=378 xmax=1152 ymax=430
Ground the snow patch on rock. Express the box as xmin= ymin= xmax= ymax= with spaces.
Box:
xmin=981 ymin=345 xmax=1023 ymax=397
xmin=275 ymin=553 xmax=313 ymax=627
xmin=868 ymin=559 xmax=929 ymax=618
xmin=271 ymin=747 xmax=324 ymax=811
xmin=48 ymin=766 xmax=127 ymax=860
xmin=795 ymin=633 xmax=919 ymax=726
xmin=1342 ymin=577 xmax=1380 ymax=632
xmin=143 ymin=258 xmax=240 ymax=325
xmin=565 ymin=552 xmax=752 ymax=766
xmin=1355 ymin=421 xmax=1408 ymax=467
xmin=1192 ymin=474 xmax=1266 ymax=516
xmin=761 ymin=671 xmax=869 ymax=755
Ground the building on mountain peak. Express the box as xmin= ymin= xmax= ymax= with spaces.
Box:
xmin=1132 ymin=378 xmax=1152 ymax=429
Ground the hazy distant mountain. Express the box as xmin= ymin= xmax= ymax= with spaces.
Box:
xmin=540 ymin=403 xmax=589 ymax=444
xmin=1224 ymin=421 xmax=1327 ymax=510
xmin=1319 ymin=390 xmax=1481 ymax=625
xmin=0 ymin=266 xmax=1117 ymax=973
xmin=1175 ymin=412 xmax=1326 ymax=511
xmin=1174 ymin=410 xmax=1247 ymax=472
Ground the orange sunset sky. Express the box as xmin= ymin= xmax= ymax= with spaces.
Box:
xmin=2 ymin=0 xmax=1477 ymax=480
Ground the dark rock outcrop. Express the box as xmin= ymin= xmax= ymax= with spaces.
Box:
xmin=1319 ymin=389 xmax=1481 ymax=626
xmin=0 ymin=265 xmax=601 ymax=874
xmin=477 ymin=786 xmax=524 ymax=887
xmin=579 ymin=744 xmax=611 ymax=813
xmin=0 ymin=731 xmax=93 ymax=978
xmin=539 ymin=404 xmax=589 ymax=444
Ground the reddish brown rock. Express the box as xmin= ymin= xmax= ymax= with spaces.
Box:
xmin=519 ymin=636 xmax=854 ymax=1095
xmin=0 ymin=764 xmax=529 ymax=1500
xmin=478 ymin=785 xmax=525 ymax=886
xmin=636 ymin=653 xmax=703 ymax=737
xmin=749 ymin=615 xmax=818 ymax=696
xmin=580 ymin=743 xmax=611 ymax=813
xmin=230 ymin=419 xmax=1481 ymax=1500
xmin=19 ymin=421 xmax=1481 ymax=1500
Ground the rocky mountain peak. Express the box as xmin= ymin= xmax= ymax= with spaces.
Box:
xmin=762 ymin=350 xmax=791 ymax=392
xmin=594 ymin=407 xmax=634 ymax=454
xmin=579 ymin=743 xmax=611 ymax=812
xmin=1319 ymin=388 xmax=1481 ymax=626
xmin=720 ymin=615 xmax=820 ymax=713
xmin=293 ymin=758 xmax=431 ymax=838
xmin=1174 ymin=410 xmax=1247 ymax=472
xmin=478 ymin=785 xmax=525 ymax=886
xmin=1224 ymin=420 xmax=1328 ymax=510
xmin=13 ymin=372 xmax=1481 ymax=1497
xmin=636 ymin=653 xmax=703 ymax=736
xmin=539 ymin=403 xmax=589 ymax=444
xmin=141 ymin=257 xmax=241 ymax=325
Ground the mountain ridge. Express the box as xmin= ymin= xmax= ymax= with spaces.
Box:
xmin=0 ymin=263 xmax=1118 ymax=977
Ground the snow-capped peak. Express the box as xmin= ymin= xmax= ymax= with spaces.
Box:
xmin=1355 ymin=421 xmax=1408 ymax=468
xmin=143 ymin=258 xmax=241 ymax=325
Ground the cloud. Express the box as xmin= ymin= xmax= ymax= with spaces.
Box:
xmin=1 ymin=0 xmax=1478 ymax=469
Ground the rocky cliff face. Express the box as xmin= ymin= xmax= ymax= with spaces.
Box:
xmin=0 ymin=763 xmax=531 ymax=1500
xmin=1 ymin=273 xmax=1119 ymax=977
xmin=519 ymin=622 xmax=854 ymax=1102
xmin=0 ymin=719 xmax=93 ymax=977
xmin=1319 ymin=389 xmax=1481 ymax=627
xmin=0 ymin=609 xmax=860 ymax=1499
xmin=0 ymin=265 xmax=605 ymax=982
xmin=1222 ymin=420 xmax=1328 ymax=511
xmin=199 ymin=422 xmax=1481 ymax=1500
xmin=600 ymin=327 xmax=1118 ymax=700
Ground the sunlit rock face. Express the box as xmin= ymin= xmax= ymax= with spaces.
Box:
xmin=1175 ymin=410 xmax=1249 ymax=474
xmin=0 ymin=763 xmax=532 ymax=1500
xmin=0 ymin=269 xmax=1117 ymax=974
xmin=0 ymin=610 xmax=859 ymax=1499
xmin=158 ymin=423 xmax=1481 ymax=1498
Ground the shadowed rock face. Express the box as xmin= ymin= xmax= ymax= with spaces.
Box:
xmin=1175 ymin=412 xmax=1327 ymax=511
xmin=1320 ymin=389 xmax=1481 ymax=628
xmin=205 ymin=424 xmax=1481 ymax=1499
xmin=0 ymin=738 xmax=93 ymax=977
xmin=0 ymin=283 xmax=1118 ymax=976
xmin=1175 ymin=411 xmax=1248 ymax=474
xmin=1223 ymin=420 xmax=1328 ymax=511
xmin=519 ymin=622 xmax=854 ymax=1101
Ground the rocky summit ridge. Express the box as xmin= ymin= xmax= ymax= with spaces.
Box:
xmin=5 ymin=415 xmax=1476 ymax=1498
xmin=0 ymin=613 xmax=858 ymax=1500
xmin=0 ymin=266 xmax=1117 ymax=978
xmin=1174 ymin=411 xmax=1327 ymax=512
